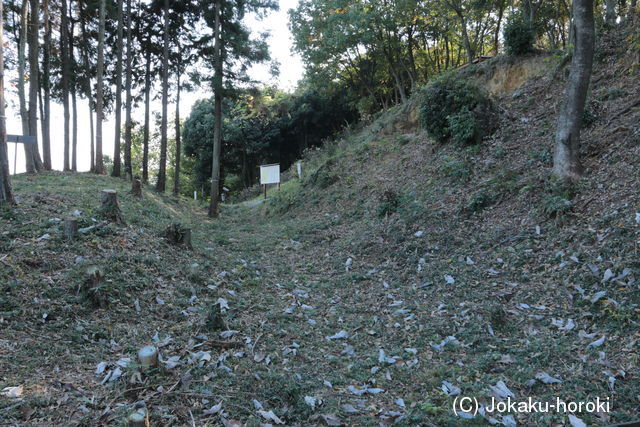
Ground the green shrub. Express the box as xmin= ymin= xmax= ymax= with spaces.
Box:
xmin=464 ymin=191 xmax=497 ymax=214
xmin=419 ymin=77 xmax=496 ymax=145
xmin=447 ymin=108 xmax=477 ymax=145
xmin=504 ymin=14 xmax=535 ymax=55
xmin=540 ymin=194 xmax=572 ymax=218
xmin=377 ymin=189 xmax=400 ymax=218
xmin=441 ymin=156 xmax=472 ymax=182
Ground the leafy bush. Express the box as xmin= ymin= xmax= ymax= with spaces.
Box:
xmin=441 ymin=156 xmax=472 ymax=182
xmin=464 ymin=191 xmax=497 ymax=214
xmin=419 ymin=77 xmax=496 ymax=145
xmin=447 ymin=108 xmax=477 ymax=145
xmin=504 ymin=14 xmax=535 ymax=55
xmin=377 ymin=189 xmax=400 ymax=218
xmin=540 ymin=194 xmax=572 ymax=218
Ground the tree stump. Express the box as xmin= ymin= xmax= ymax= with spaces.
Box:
xmin=126 ymin=408 xmax=149 ymax=427
xmin=63 ymin=219 xmax=78 ymax=240
xmin=164 ymin=223 xmax=192 ymax=249
xmin=131 ymin=178 xmax=142 ymax=198
xmin=100 ymin=189 xmax=126 ymax=224
xmin=138 ymin=346 xmax=158 ymax=369
xmin=205 ymin=303 xmax=226 ymax=331
xmin=83 ymin=265 xmax=109 ymax=308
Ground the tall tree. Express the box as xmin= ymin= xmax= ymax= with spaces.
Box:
xmin=112 ymin=0 xmax=124 ymax=177
xmin=78 ymin=0 xmax=95 ymax=172
xmin=69 ymin=6 xmax=78 ymax=171
xmin=28 ymin=0 xmax=44 ymax=172
xmin=0 ymin=0 xmax=15 ymax=205
xmin=156 ymin=0 xmax=170 ymax=192
xmin=208 ymin=0 xmax=222 ymax=217
xmin=18 ymin=1 xmax=32 ymax=172
xmin=173 ymin=72 xmax=181 ymax=195
xmin=41 ymin=0 xmax=52 ymax=170
xmin=553 ymin=0 xmax=595 ymax=179
xmin=124 ymin=0 xmax=133 ymax=179
xmin=142 ymin=44 xmax=152 ymax=183
xmin=95 ymin=0 xmax=106 ymax=174
xmin=61 ymin=0 xmax=71 ymax=171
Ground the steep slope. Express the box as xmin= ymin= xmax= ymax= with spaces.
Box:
xmin=260 ymin=23 xmax=640 ymax=425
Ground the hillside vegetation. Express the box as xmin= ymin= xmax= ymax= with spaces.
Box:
xmin=2 ymin=25 xmax=640 ymax=426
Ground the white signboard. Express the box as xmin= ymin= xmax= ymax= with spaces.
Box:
xmin=260 ymin=164 xmax=280 ymax=185
xmin=296 ymin=162 xmax=303 ymax=178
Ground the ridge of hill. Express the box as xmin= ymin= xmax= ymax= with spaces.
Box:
xmin=1 ymin=24 xmax=639 ymax=426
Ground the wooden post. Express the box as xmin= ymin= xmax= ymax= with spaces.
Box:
xmin=131 ymin=178 xmax=142 ymax=198
xmin=100 ymin=189 xmax=125 ymax=224
xmin=264 ymin=184 xmax=267 ymax=199
xmin=63 ymin=218 xmax=78 ymax=240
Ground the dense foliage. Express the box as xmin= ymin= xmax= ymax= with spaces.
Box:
xmin=504 ymin=13 xmax=536 ymax=55
xmin=182 ymin=88 xmax=358 ymax=193
xmin=419 ymin=77 xmax=495 ymax=145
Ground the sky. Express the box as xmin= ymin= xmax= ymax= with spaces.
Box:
xmin=6 ymin=0 xmax=305 ymax=175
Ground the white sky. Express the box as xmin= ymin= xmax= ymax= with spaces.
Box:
xmin=6 ymin=0 xmax=304 ymax=174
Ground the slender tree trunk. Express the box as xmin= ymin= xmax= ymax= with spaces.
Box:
xmin=142 ymin=46 xmax=151 ymax=183
xmin=79 ymin=0 xmax=94 ymax=172
xmin=18 ymin=0 xmax=34 ymax=173
xmin=89 ymin=101 xmax=95 ymax=172
xmin=156 ymin=0 xmax=169 ymax=192
xmin=605 ymin=0 xmax=616 ymax=24
xmin=41 ymin=0 xmax=51 ymax=170
xmin=61 ymin=0 xmax=71 ymax=171
xmin=208 ymin=0 xmax=222 ymax=217
xmin=28 ymin=0 xmax=43 ymax=172
xmin=0 ymin=0 xmax=15 ymax=204
xmin=71 ymin=87 xmax=78 ymax=171
xmin=173 ymin=73 xmax=181 ymax=195
xmin=494 ymin=0 xmax=506 ymax=54
xmin=124 ymin=0 xmax=133 ymax=179
xmin=553 ymin=0 xmax=595 ymax=180
xmin=95 ymin=0 xmax=106 ymax=174
xmin=456 ymin=11 xmax=475 ymax=62
xmin=69 ymin=3 xmax=77 ymax=172
xmin=112 ymin=0 xmax=124 ymax=177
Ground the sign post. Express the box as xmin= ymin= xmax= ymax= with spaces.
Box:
xmin=7 ymin=134 xmax=36 ymax=175
xmin=259 ymin=163 xmax=280 ymax=199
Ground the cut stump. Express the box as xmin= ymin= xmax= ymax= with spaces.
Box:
xmin=131 ymin=178 xmax=142 ymax=198
xmin=164 ymin=223 xmax=192 ymax=249
xmin=63 ymin=219 xmax=78 ymax=240
xmin=100 ymin=189 xmax=126 ymax=225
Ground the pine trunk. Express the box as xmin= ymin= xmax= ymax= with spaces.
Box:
xmin=69 ymin=5 xmax=77 ymax=172
xmin=95 ymin=0 xmax=106 ymax=174
xmin=61 ymin=0 xmax=71 ymax=171
xmin=156 ymin=0 xmax=169 ymax=192
xmin=124 ymin=0 xmax=133 ymax=180
xmin=112 ymin=0 xmax=124 ymax=177
xmin=0 ymin=0 xmax=15 ymax=204
xmin=208 ymin=0 xmax=222 ymax=217
xmin=18 ymin=1 xmax=33 ymax=173
xmin=79 ymin=0 xmax=94 ymax=172
xmin=28 ymin=0 xmax=43 ymax=172
xmin=553 ymin=0 xmax=595 ymax=180
xmin=173 ymin=73 xmax=181 ymax=195
xmin=71 ymin=87 xmax=78 ymax=171
xmin=41 ymin=0 xmax=51 ymax=170
xmin=142 ymin=47 xmax=151 ymax=184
